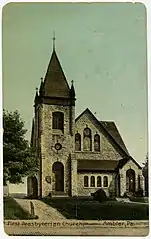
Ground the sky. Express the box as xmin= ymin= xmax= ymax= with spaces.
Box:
xmin=2 ymin=2 xmax=147 ymax=165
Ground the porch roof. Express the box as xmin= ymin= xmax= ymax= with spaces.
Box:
xmin=77 ymin=159 xmax=119 ymax=172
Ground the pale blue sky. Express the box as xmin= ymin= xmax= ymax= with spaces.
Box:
xmin=2 ymin=2 xmax=147 ymax=165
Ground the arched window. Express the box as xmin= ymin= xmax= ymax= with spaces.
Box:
xmin=90 ymin=176 xmax=95 ymax=187
xmin=83 ymin=127 xmax=92 ymax=151
xmin=75 ymin=133 xmax=81 ymax=151
xmin=52 ymin=112 xmax=64 ymax=131
xmin=126 ymin=169 xmax=135 ymax=192
xmin=103 ymin=176 xmax=108 ymax=187
xmin=84 ymin=176 xmax=88 ymax=187
xmin=94 ymin=134 xmax=100 ymax=152
xmin=97 ymin=176 xmax=102 ymax=187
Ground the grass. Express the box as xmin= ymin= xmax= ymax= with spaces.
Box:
xmin=4 ymin=197 xmax=37 ymax=220
xmin=42 ymin=197 xmax=149 ymax=220
xmin=130 ymin=197 xmax=148 ymax=203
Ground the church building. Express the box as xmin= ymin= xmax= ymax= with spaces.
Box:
xmin=28 ymin=39 xmax=145 ymax=198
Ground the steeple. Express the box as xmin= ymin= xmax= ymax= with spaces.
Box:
xmin=42 ymin=34 xmax=70 ymax=99
xmin=52 ymin=30 xmax=56 ymax=51
xmin=70 ymin=80 xmax=76 ymax=98
xmin=39 ymin=77 xmax=44 ymax=96
xmin=34 ymin=87 xmax=39 ymax=104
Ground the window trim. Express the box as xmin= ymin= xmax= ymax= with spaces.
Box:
xmin=90 ymin=176 xmax=95 ymax=187
xmin=83 ymin=127 xmax=92 ymax=151
xmin=94 ymin=134 xmax=100 ymax=152
xmin=75 ymin=133 xmax=81 ymax=151
xmin=52 ymin=111 xmax=64 ymax=131
xmin=84 ymin=175 xmax=89 ymax=187
xmin=103 ymin=176 xmax=108 ymax=187
xmin=97 ymin=176 xmax=102 ymax=187
xmin=83 ymin=175 xmax=109 ymax=188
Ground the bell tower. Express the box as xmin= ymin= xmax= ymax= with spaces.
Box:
xmin=34 ymin=35 xmax=76 ymax=197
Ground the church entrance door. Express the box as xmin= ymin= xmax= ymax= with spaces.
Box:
xmin=27 ymin=176 xmax=38 ymax=198
xmin=126 ymin=169 xmax=135 ymax=193
xmin=52 ymin=162 xmax=64 ymax=192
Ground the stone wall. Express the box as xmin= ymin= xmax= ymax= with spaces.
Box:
xmin=39 ymin=104 xmax=75 ymax=197
xmin=75 ymin=113 xmax=122 ymax=160
xmin=71 ymin=153 xmax=78 ymax=196
xmin=32 ymin=102 xmax=143 ymax=199
xmin=77 ymin=172 xmax=116 ymax=197
xmin=119 ymin=159 xmax=144 ymax=196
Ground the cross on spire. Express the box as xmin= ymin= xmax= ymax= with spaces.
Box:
xmin=52 ymin=30 xmax=56 ymax=50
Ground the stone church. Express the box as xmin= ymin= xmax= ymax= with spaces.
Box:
xmin=28 ymin=40 xmax=145 ymax=199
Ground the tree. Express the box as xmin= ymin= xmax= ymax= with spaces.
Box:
xmin=3 ymin=110 xmax=38 ymax=185
xmin=142 ymin=154 xmax=148 ymax=196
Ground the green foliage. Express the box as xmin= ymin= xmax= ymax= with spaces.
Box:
xmin=3 ymin=110 xmax=38 ymax=185
xmin=142 ymin=154 xmax=148 ymax=196
xmin=142 ymin=155 xmax=148 ymax=178
xmin=92 ymin=189 xmax=108 ymax=202
xmin=42 ymin=198 xmax=149 ymax=220
xmin=4 ymin=197 xmax=38 ymax=219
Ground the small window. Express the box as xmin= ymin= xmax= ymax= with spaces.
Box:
xmin=103 ymin=176 xmax=108 ymax=187
xmin=52 ymin=112 xmax=64 ymax=130
xmin=97 ymin=176 xmax=102 ymax=187
xmin=94 ymin=134 xmax=100 ymax=152
xmin=83 ymin=127 xmax=92 ymax=151
xmin=84 ymin=176 xmax=88 ymax=187
xmin=75 ymin=133 xmax=81 ymax=151
xmin=90 ymin=176 xmax=95 ymax=187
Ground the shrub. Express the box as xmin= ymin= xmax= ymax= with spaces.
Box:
xmin=92 ymin=189 xmax=108 ymax=202
xmin=134 ymin=189 xmax=144 ymax=197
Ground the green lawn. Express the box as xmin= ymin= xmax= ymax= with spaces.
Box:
xmin=42 ymin=198 xmax=149 ymax=220
xmin=4 ymin=197 xmax=36 ymax=220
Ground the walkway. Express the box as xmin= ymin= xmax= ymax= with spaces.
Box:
xmin=14 ymin=198 xmax=65 ymax=220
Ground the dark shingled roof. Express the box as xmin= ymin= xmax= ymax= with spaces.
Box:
xmin=100 ymin=121 xmax=130 ymax=155
xmin=77 ymin=159 xmax=119 ymax=172
xmin=43 ymin=50 xmax=70 ymax=98
xmin=118 ymin=157 xmax=142 ymax=169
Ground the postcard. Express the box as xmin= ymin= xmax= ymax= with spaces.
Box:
xmin=2 ymin=1 xmax=149 ymax=236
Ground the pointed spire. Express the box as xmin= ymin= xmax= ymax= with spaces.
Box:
xmin=39 ymin=77 xmax=44 ymax=96
xmin=52 ymin=30 xmax=56 ymax=51
xmin=43 ymin=48 xmax=70 ymax=98
xmin=70 ymin=80 xmax=76 ymax=98
xmin=34 ymin=87 xmax=39 ymax=103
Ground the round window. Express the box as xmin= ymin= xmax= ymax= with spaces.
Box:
xmin=55 ymin=143 xmax=62 ymax=151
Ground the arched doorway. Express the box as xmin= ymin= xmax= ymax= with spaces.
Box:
xmin=27 ymin=176 xmax=38 ymax=198
xmin=126 ymin=169 xmax=135 ymax=193
xmin=52 ymin=162 xmax=64 ymax=192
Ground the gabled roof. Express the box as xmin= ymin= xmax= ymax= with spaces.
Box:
xmin=75 ymin=108 xmax=142 ymax=169
xmin=118 ymin=157 xmax=142 ymax=169
xmin=75 ymin=108 xmax=129 ymax=156
xmin=100 ymin=121 xmax=129 ymax=155
xmin=43 ymin=50 xmax=70 ymax=98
